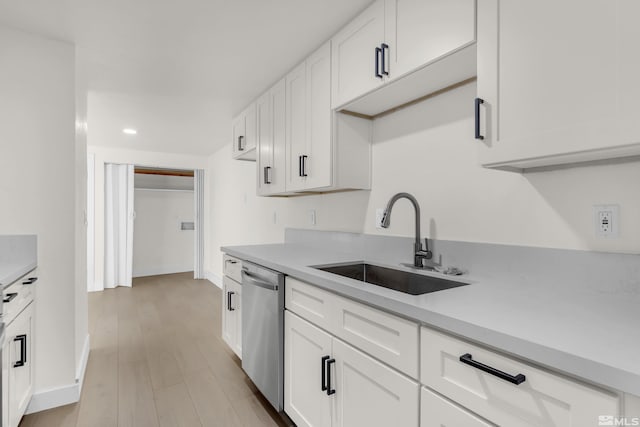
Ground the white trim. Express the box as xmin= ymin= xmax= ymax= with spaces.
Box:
xmin=76 ymin=334 xmax=90 ymax=390
xmin=25 ymin=383 xmax=80 ymax=414
xmin=132 ymin=266 xmax=193 ymax=278
xmin=25 ymin=334 xmax=91 ymax=414
xmin=205 ymin=270 xmax=223 ymax=288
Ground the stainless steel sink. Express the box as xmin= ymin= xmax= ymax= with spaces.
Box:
xmin=313 ymin=262 xmax=469 ymax=295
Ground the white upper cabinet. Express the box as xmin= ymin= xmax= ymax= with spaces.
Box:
xmin=477 ymin=0 xmax=640 ymax=170
xmin=287 ymin=42 xmax=372 ymax=193
xmin=232 ymin=103 xmax=257 ymax=160
xmin=331 ymin=0 xmax=386 ymax=109
xmin=332 ymin=0 xmax=476 ymax=116
xmin=305 ymin=42 xmax=333 ymax=190
xmin=257 ymin=79 xmax=287 ymax=195
xmin=285 ymin=61 xmax=308 ymax=192
xmin=386 ymin=0 xmax=476 ymax=80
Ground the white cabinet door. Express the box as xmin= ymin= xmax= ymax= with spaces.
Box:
xmin=286 ymin=61 xmax=307 ymax=192
xmin=257 ymin=79 xmax=287 ymax=195
xmin=421 ymin=387 xmax=492 ymax=427
xmin=386 ymin=0 xmax=476 ymax=80
xmin=232 ymin=104 xmax=256 ymax=160
xmin=332 ymin=338 xmax=419 ymax=427
xmin=256 ymin=90 xmax=272 ymax=196
xmin=477 ymin=0 xmax=640 ymax=169
xmin=305 ymin=42 xmax=332 ymax=190
xmin=8 ymin=302 xmax=34 ymax=427
xmin=222 ymin=277 xmax=242 ymax=358
xmin=2 ymin=327 xmax=9 ymax=427
xmin=231 ymin=112 xmax=246 ymax=158
xmin=269 ymin=78 xmax=287 ymax=194
xmin=284 ymin=311 xmax=332 ymax=427
xmin=331 ymin=0 xmax=385 ymax=109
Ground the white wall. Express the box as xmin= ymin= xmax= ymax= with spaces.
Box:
xmin=207 ymin=82 xmax=640 ymax=278
xmin=87 ymin=146 xmax=208 ymax=291
xmin=0 ymin=25 xmax=79 ymax=401
xmin=133 ymin=189 xmax=194 ymax=277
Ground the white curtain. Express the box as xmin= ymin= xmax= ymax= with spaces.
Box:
xmin=194 ymin=169 xmax=205 ymax=279
xmin=104 ymin=163 xmax=134 ymax=288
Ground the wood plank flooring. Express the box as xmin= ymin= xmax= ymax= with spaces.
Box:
xmin=20 ymin=272 xmax=289 ymax=427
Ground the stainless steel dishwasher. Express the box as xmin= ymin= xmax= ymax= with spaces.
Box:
xmin=241 ymin=261 xmax=285 ymax=412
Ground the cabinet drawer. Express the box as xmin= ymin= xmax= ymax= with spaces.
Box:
xmin=421 ymin=327 xmax=619 ymax=427
xmin=223 ymin=254 xmax=242 ymax=283
xmin=421 ymin=387 xmax=493 ymax=427
xmin=333 ymin=294 xmax=419 ymax=379
xmin=285 ymin=277 xmax=336 ymax=332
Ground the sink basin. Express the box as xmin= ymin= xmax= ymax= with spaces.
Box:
xmin=313 ymin=262 xmax=469 ymax=295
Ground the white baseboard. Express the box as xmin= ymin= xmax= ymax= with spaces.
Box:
xmin=133 ymin=265 xmax=193 ymax=278
xmin=26 ymin=334 xmax=90 ymax=415
xmin=205 ymin=270 xmax=223 ymax=288
xmin=76 ymin=334 xmax=90 ymax=391
xmin=25 ymin=383 xmax=79 ymax=414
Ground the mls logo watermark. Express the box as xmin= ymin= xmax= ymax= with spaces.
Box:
xmin=599 ymin=415 xmax=640 ymax=426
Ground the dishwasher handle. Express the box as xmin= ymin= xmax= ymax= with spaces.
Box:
xmin=241 ymin=269 xmax=279 ymax=291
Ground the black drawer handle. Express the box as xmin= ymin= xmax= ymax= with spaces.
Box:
xmin=375 ymin=47 xmax=383 ymax=79
xmin=3 ymin=292 xmax=17 ymax=303
xmin=380 ymin=43 xmax=389 ymax=76
xmin=238 ymin=135 xmax=245 ymax=151
xmin=301 ymin=155 xmax=308 ymax=177
xmin=14 ymin=334 xmax=27 ymax=368
xmin=459 ymin=353 xmax=526 ymax=385
xmin=321 ymin=355 xmax=330 ymax=391
xmin=474 ymin=98 xmax=485 ymax=140
xmin=264 ymin=166 xmax=272 ymax=184
xmin=227 ymin=291 xmax=235 ymax=311
xmin=22 ymin=277 xmax=38 ymax=285
xmin=326 ymin=358 xmax=336 ymax=395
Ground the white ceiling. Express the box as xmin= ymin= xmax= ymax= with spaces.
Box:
xmin=0 ymin=0 xmax=373 ymax=154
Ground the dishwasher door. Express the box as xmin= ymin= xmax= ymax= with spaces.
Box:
xmin=241 ymin=262 xmax=284 ymax=412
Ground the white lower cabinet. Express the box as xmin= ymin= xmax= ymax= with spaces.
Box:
xmin=3 ymin=301 xmax=35 ymax=427
xmin=332 ymin=339 xmax=418 ymax=427
xmin=222 ymin=276 xmax=242 ymax=358
xmin=284 ymin=311 xmax=419 ymax=427
xmin=421 ymin=387 xmax=492 ymax=427
xmin=421 ymin=327 xmax=619 ymax=427
xmin=284 ymin=311 xmax=332 ymax=427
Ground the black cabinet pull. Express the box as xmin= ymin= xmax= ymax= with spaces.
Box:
xmin=474 ymin=98 xmax=485 ymax=140
xmin=380 ymin=43 xmax=389 ymax=76
xmin=264 ymin=166 xmax=272 ymax=184
xmin=14 ymin=335 xmax=27 ymax=368
xmin=301 ymin=155 xmax=308 ymax=177
xmin=227 ymin=291 xmax=235 ymax=311
xmin=326 ymin=358 xmax=336 ymax=395
xmin=375 ymin=47 xmax=383 ymax=79
xmin=321 ymin=355 xmax=330 ymax=391
xmin=3 ymin=292 xmax=17 ymax=303
xmin=238 ymin=135 xmax=245 ymax=151
xmin=298 ymin=155 xmax=303 ymax=177
xmin=459 ymin=353 xmax=526 ymax=385
xmin=22 ymin=277 xmax=38 ymax=285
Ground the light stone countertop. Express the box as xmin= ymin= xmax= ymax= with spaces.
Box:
xmin=222 ymin=242 xmax=640 ymax=396
xmin=0 ymin=235 xmax=37 ymax=289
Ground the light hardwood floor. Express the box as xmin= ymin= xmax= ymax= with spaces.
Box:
xmin=20 ymin=272 xmax=289 ymax=427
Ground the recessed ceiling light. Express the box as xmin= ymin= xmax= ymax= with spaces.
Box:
xmin=123 ymin=128 xmax=137 ymax=135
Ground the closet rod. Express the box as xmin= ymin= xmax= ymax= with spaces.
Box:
xmin=134 ymin=168 xmax=194 ymax=177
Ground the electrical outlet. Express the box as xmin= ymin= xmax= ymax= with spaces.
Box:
xmin=593 ymin=204 xmax=619 ymax=238
xmin=309 ymin=209 xmax=316 ymax=226
xmin=375 ymin=208 xmax=385 ymax=229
